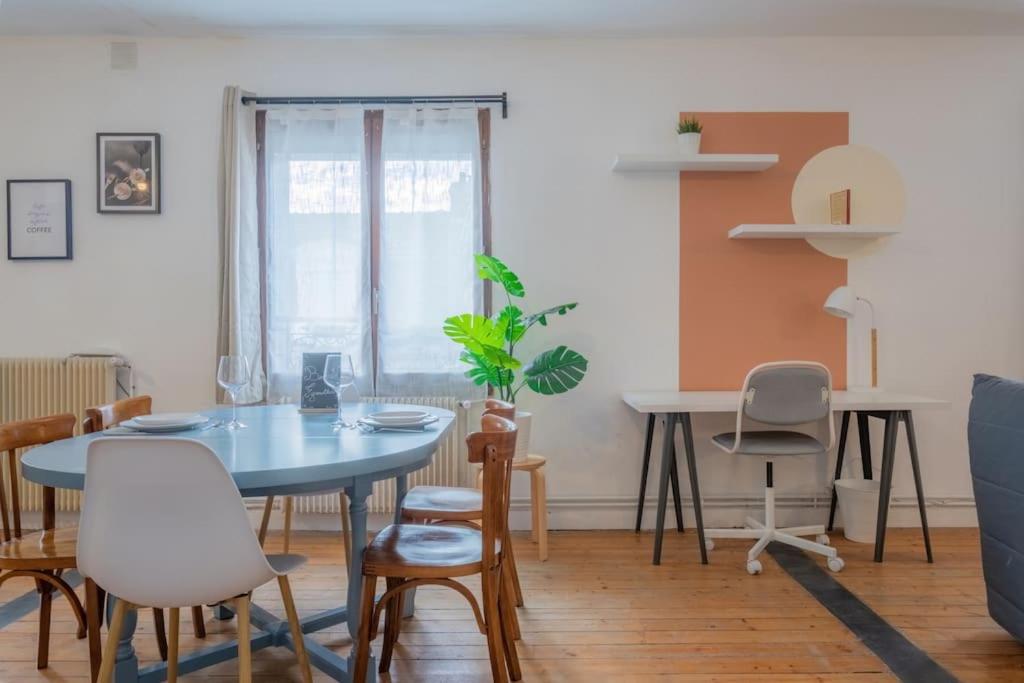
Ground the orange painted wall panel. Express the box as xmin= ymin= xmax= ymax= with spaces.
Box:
xmin=679 ymin=112 xmax=848 ymax=390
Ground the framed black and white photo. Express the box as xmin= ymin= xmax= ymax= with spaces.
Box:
xmin=97 ymin=133 xmax=161 ymax=214
xmin=6 ymin=179 xmax=72 ymax=261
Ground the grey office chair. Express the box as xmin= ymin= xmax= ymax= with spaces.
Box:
xmin=704 ymin=361 xmax=844 ymax=575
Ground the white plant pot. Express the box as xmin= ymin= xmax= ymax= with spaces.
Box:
xmin=677 ymin=132 xmax=701 ymax=156
xmin=513 ymin=411 xmax=532 ymax=464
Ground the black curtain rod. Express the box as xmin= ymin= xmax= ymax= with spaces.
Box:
xmin=241 ymin=92 xmax=508 ymax=118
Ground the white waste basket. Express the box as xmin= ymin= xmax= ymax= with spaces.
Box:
xmin=835 ymin=479 xmax=881 ymax=543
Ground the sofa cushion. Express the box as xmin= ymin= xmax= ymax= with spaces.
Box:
xmin=968 ymin=373 xmax=1024 ymax=642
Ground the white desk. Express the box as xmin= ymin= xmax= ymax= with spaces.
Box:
xmin=622 ymin=390 xmax=950 ymax=566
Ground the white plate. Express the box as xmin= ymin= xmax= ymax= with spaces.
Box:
xmin=133 ymin=413 xmax=207 ymax=427
xmin=361 ymin=414 xmax=438 ymax=429
xmin=121 ymin=415 xmax=209 ymax=433
xmin=366 ymin=410 xmax=433 ymax=426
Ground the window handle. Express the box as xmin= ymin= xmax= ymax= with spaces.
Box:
xmin=372 ymin=287 xmax=380 ymax=316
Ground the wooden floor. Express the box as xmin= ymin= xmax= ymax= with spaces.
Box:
xmin=0 ymin=528 xmax=1020 ymax=681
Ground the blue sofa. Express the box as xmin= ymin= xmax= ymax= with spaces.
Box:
xmin=968 ymin=373 xmax=1024 ymax=642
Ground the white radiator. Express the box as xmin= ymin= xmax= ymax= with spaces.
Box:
xmin=0 ymin=356 xmax=122 ymax=512
xmin=292 ymin=396 xmax=468 ymax=515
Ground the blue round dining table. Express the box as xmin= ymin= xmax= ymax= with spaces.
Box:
xmin=20 ymin=402 xmax=456 ymax=683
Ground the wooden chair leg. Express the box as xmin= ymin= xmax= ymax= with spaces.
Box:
xmin=98 ymin=599 xmax=130 ymax=683
xmin=37 ymin=579 xmax=53 ymax=669
xmin=85 ymin=579 xmax=102 ymax=683
xmin=152 ymin=608 xmax=168 ymax=661
xmin=481 ymin=568 xmax=509 ymax=683
xmin=353 ymin=575 xmax=379 ymax=683
xmin=191 ymin=605 xmax=206 ymax=638
xmin=258 ymin=495 xmax=275 ymax=547
xmin=339 ymin=492 xmax=352 ymax=578
xmin=503 ymin=534 xmax=524 ymax=608
xmin=167 ymin=608 xmax=180 ymax=683
xmin=498 ymin=570 xmax=522 ymax=681
xmin=500 ymin=564 xmax=522 ymax=640
xmin=236 ymin=595 xmax=252 ymax=683
xmin=535 ymin=467 xmax=548 ymax=562
xmin=278 ymin=575 xmax=313 ymax=683
xmin=283 ymin=496 xmax=294 ymax=554
xmin=379 ymin=578 xmax=403 ymax=673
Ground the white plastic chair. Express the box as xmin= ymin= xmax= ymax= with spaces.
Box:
xmin=78 ymin=437 xmax=313 ymax=683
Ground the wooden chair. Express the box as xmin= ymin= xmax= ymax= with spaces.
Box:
xmin=0 ymin=414 xmax=86 ymax=671
xmin=400 ymin=399 xmax=526 ymax=611
xmin=477 ymin=454 xmax=549 ymax=562
xmin=258 ymin=491 xmax=351 ymax=576
xmin=354 ymin=412 xmax=521 ymax=682
xmin=83 ymin=395 xmax=207 ymax=660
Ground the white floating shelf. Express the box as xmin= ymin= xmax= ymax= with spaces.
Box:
xmin=612 ymin=153 xmax=779 ymax=173
xmin=728 ymin=224 xmax=900 ymax=240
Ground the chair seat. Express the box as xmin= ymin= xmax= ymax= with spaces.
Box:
xmin=402 ymin=485 xmax=483 ymax=521
xmin=712 ymin=431 xmax=826 ymax=456
xmin=267 ymin=553 xmax=307 ymax=576
xmin=363 ymin=524 xmax=489 ymax=578
xmin=0 ymin=527 xmax=78 ymax=571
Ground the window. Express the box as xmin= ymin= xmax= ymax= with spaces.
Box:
xmin=260 ymin=107 xmax=489 ymax=401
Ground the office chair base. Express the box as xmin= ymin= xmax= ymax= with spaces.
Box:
xmin=704 ymin=486 xmax=844 ymax=573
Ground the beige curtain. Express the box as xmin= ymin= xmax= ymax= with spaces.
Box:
xmin=216 ymin=85 xmax=265 ymax=403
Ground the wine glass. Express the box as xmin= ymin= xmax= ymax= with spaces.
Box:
xmin=323 ymin=353 xmax=356 ymax=429
xmin=217 ymin=355 xmax=250 ymax=430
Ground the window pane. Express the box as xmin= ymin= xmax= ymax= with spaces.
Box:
xmin=377 ymin=109 xmax=483 ymax=397
xmin=264 ymin=111 xmax=372 ymax=402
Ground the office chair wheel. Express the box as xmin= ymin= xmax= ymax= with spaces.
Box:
xmin=746 ymin=559 xmax=762 ymax=575
xmin=815 ymin=534 xmax=830 ymax=546
xmin=827 ymin=557 xmax=845 ymax=573
xmin=705 ymin=539 xmax=714 ymax=551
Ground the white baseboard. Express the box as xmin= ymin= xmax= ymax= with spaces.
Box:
xmin=18 ymin=494 xmax=977 ymax=535
xmin=241 ymin=493 xmax=980 ymax=533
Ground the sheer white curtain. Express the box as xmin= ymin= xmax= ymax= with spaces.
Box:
xmin=377 ymin=108 xmax=484 ymax=396
xmin=264 ymin=109 xmax=372 ymax=402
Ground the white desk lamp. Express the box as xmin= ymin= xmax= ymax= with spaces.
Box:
xmin=824 ymin=285 xmax=877 ymax=389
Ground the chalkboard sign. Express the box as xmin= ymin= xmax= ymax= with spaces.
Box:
xmin=300 ymin=352 xmax=338 ymax=412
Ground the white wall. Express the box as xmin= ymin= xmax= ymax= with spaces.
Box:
xmin=2 ymin=35 xmax=1022 ymax=529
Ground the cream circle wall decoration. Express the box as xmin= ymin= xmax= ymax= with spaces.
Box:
xmin=791 ymin=144 xmax=905 ymax=259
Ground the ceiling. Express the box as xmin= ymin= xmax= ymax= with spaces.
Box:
xmin=2 ymin=0 xmax=1024 ymax=37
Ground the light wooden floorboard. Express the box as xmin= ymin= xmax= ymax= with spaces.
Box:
xmin=0 ymin=528 xmax=1017 ymax=681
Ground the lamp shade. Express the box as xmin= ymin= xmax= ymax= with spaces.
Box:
xmin=824 ymin=286 xmax=857 ymax=319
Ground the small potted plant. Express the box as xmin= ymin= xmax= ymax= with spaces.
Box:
xmin=444 ymin=254 xmax=589 ymax=462
xmin=677 ymin=116 xmax=703 ymax=156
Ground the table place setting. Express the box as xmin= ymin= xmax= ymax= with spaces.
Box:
xmin=103 ymin=412 xmax=222 ymax=435
xmin=356 ymin=409 xmax=440 ymax=433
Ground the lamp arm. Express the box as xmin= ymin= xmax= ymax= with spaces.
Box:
xmin=857 ymin=297 xmax=876 ymax=328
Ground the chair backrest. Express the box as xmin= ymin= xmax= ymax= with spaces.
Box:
xmin=734 ymin=361 xmax=834 ymax=449
xmin=467 ymin=413 xmax=518 ymax=570
xmin=0 ymin=414 xmax=76 ymax=542
xmin=483 ymin=398 xmax=515 ymax=421
xmin=83 ymin=395 xmax=153 ymax=434
xmin=78 ymin=437 xmax=277 ymax=608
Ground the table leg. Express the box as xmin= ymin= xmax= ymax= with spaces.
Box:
xmin=108 ymin=596 xmax=140 ymax=683
xmin=668 ymin=433 xmax=685 ymax=533
xmin=634 ymin=413 xmax=656 ymax=533
xmin=902 ymin=411 xmax=934 ymax=563
xmin=345 ymin=480 xmax=377 ymax=679
xmin=828 ymin=411 xmax=851 ymax=531
xmin=652 ymin=413 xmax=676 ymax=565
xmin=679 ymin=413 xmax=708 ymax=565
xmin=857 ymin=412 xmax=873 ymax=478
xmin=873 ymin=412 xmax=899 ymax=562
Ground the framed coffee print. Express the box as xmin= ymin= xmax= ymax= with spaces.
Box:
xmin=97 ymin=132 xmax=161 ymax=214
xmin=6 ymin=179 xmax=72 ymax=260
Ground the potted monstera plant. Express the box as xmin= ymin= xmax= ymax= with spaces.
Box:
xmin=444 ymin=254 xmax=589 ymax=461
